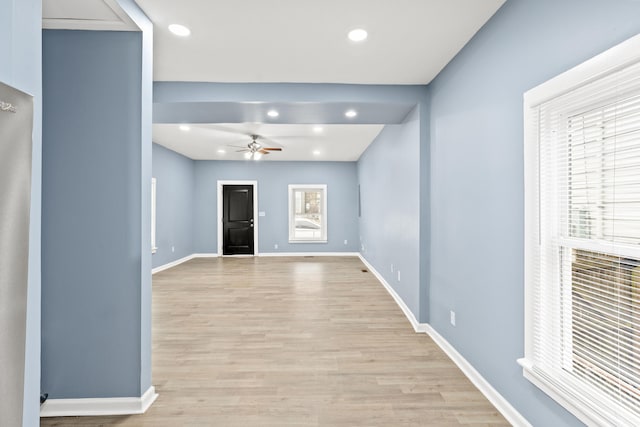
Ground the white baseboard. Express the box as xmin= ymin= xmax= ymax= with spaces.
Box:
xmin=357 ymin=254 xmax=427 ymax=333
xmin=153 ymin=253 xmax=221 ymax=275
xmin=152 ymin=254 xmax=195 ymax=274
xmin=424 ymin=326 xmax=531 ymax=427
xmin=40 ymin=386 xmax=158 ymax=418
xmin=259 ymin=252 xmax=360 ymax=257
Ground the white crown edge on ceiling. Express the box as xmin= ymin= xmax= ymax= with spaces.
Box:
xmin=43 ymin=0 xmax=139 ymax=31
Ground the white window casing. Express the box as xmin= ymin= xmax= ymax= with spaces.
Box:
xmin=288 ymin=184 xmax=327 ymax=243
xmin=522 ymin=33 xmax=640 ymax=426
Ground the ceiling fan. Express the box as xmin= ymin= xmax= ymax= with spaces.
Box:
xmin=231 ymin=134 xmax=282 ymax=160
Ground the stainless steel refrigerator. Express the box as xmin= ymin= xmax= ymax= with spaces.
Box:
xmin=0 ymin=81 xmax=33 ymax=427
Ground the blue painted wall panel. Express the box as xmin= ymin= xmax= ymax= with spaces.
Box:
xmin=152 ymin=144 xmax=195 ymax=268
xmin=193 ymin=161 xmax=359 ymax=254
xmin=154 ymin=82 xmax=428 ymax=104
xmin=358 ymin=108 xmax=421 ymax=319
xmin=429 ymin=0 xmax=640 ymax=425
xmin=42 ymin=30 xmax=143 ymax=399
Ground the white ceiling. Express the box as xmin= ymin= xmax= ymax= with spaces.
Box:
xmin=42 ymin=0 xmax=506 ymax=161
xmin=153 ymin=123 xmax=384 ymax=161
xmin=135 ymin=0 xmax=506 ymax=84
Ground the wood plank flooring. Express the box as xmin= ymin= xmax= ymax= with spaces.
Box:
xmin=41 ymin=256 xmax=509 ymax=426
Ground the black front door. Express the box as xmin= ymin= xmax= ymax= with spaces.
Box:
xmin=222 ymin=185 xmax=254 ymax=255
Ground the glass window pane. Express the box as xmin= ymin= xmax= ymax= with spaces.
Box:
xmin=293 ymin=190 xmax=323 ymax=239
xmin=289 ymin=186 xmax=326 ymax=242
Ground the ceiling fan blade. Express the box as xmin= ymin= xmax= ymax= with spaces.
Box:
xmin=236 ymin=149 xmax=249 ymax=152
xmin=227 ymin=144 xmax=248 ymax=149
xmin=258 ymin=149 xmax=271 ymax=155
xmin=256 ymin=135 xmax=284 ymax=148
xmin=262 ymin=147 xmax=282 ymax=151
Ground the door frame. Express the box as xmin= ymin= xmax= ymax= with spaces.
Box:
xmin=217 ymin=180 xmax=259 ymax=256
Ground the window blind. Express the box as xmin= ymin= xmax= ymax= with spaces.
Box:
xmin=527 ymin=56 xmax=640 ymax=425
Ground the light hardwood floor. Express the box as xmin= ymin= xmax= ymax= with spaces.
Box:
xmin=41 ymin=256 xmax=509 ymax=426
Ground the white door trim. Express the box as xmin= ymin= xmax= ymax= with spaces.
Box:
xmin=217 ymin=180 xmax=259 ymax=256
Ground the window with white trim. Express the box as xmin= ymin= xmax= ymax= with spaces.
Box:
xmin=288 ymin=184 xmax=327 ymax=243
xmin=522 ymin=34 xmax=640 ymax=426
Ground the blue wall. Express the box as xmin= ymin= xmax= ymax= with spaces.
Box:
xmin=42 ymin=30 xmax=145 ymax=399
xmin=193 ymin=161 xmax=359 ymax=254
xmin=0 ymin=0 xmax=42 ymax=424
xmin=428 ymin=0 xmax=640 ymax=425
xmin=152 ymin=144 xmax=195 ymax=267
xmin=358 ymin=108 xmax=422 ymax=319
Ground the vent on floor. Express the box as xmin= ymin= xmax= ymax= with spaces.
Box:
xmin=361 ymin=269 xmax=368 ymax=273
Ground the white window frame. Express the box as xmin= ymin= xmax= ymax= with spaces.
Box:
xmin=151 ymin=177 xmax=157 ymax=254
xmin=521 ymin=33 xmax=640 ymax=426
xmin=288 ymin=184 xmax=327 ymax=243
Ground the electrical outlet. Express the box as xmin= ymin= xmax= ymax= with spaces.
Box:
xmin=344 ymin=239 xmax=348 ymax=245
xmin=450 ymin=310 xmax=456 ymax=327
xmin=361 ymin=244 xmax=365 ymax=252
xmin=274 ymin=244 xmax=278 ymax=249
xmin=171 ymin=246 xmax=175 ymax=253
xmin=391 ymin=264 xmax=394 ymax=273
xmin=397 ymin=270 xmax=401 ymax=281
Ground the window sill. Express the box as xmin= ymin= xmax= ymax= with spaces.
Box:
xmin=517 ymin=358 xmax=637 ymax=426
xmin=288 ymin=240 xmax=327 ymax=244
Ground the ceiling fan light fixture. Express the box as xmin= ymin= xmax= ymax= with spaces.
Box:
xmin=236 ymin=134 xmax=281 ymax=160
xmin=168 ymin=24 xmax=191 ymax=37
xmin=348 ymin=28 xmax=368 ymax=43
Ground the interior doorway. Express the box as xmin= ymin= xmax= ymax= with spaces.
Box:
xmin=217 ymin=180 xmax=258 ymax=255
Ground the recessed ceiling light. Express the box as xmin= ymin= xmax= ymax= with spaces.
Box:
xmin=267 ymin=110 xmax=279 ymax=118
xmin=179 ymin=125 xmax=190 ymax=131
xmin=313 ymin=150 xmax=321 ymax=156
xmin=217 ymin=149 xmax=226 ymax=154
xmin=345 ymin=109 xmax=358 ymax=118
xmin=168 ymin=24 xmax=191 ymax=37
xmin=348 ymin=28 xmax=368 ymax=43
xmin=313 ymin=126 xmax=324 ymax=133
